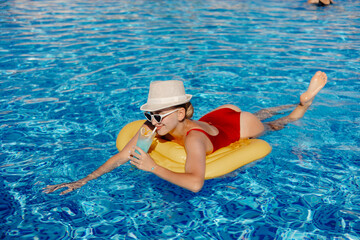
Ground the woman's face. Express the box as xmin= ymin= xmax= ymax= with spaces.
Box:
xmin=150 ymin=108 xmax=180 ymax=135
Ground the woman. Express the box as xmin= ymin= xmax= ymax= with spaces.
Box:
xmin=308 ymin=0 xmax=334 ymax=6
xmin=44 ymin=71 xmax=327 ymax=194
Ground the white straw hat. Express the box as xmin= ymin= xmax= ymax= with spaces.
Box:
xmin=140 ymin=80 xmax=192 ymax=112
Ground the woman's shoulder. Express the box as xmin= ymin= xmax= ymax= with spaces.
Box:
xmin=185 ymin=120 xmax=214 ymax=154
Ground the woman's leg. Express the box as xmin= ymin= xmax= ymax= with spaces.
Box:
xmin=212 ymin=71 xmax=327 ymax=137
xmin=254 ymin=104 xmax=297 ymax=121
xmin=266 ymin=71 xmax=327 ymax=131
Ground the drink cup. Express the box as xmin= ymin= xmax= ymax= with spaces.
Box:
xmin=135 ymin=127 xmax=156 ymax=154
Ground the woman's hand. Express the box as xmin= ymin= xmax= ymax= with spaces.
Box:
xmin=43 ymin=180 xmax=87 ymax=195
xmin=129 ymin=146 xmax=157 ymax=172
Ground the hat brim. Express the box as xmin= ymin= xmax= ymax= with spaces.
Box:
xmin=140 ymin=94 xmax=192 ymax=112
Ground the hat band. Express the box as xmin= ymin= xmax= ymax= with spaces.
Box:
xmin=147 ymin=95 xmax=187 ymax=105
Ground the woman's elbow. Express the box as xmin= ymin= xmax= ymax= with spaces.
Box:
xmin=189 ymin=179 xmax=204 ymax=193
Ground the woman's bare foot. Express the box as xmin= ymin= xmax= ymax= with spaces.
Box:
xmin=300 ymin=71 xmax=327 ymax=106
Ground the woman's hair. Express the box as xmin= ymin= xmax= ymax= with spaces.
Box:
xmin=173 ymin=102 xmax=194 ymax=120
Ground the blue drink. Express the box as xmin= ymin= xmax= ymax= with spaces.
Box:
xmin=136 ymin=136 xmax=153 ymax=153
xmin=135 ymin=127 xmax=156 ymax=154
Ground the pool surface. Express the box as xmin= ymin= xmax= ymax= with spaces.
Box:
xmin=1 ymin=0 xmax=360 ymax=239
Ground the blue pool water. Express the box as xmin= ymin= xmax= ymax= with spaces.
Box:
xmin=1 ymin=0 xmax=359 ymax=239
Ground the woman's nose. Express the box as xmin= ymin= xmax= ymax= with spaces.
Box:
xmin=151 ymin=118 xmax=158 ymax=125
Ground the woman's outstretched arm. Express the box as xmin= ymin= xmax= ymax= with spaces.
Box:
xmin=43 ymin=127 xmax=141 ymax=195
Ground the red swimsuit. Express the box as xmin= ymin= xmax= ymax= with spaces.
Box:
xmin=186 ymin=108 xmax=241 ymax=152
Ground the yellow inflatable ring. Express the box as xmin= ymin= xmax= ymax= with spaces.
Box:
xmin=116 ymin=120 xmax=271 ymax=179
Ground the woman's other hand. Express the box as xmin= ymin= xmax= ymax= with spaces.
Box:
xmin=129 ymin=146 xmax=157 ymax=172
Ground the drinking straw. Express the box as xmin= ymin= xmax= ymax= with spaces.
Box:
xmin=151 ymin=127 xmax=157 ymax=135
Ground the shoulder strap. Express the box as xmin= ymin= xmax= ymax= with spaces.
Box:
xmin=186 ymin=128 xmax=210 ymax=137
